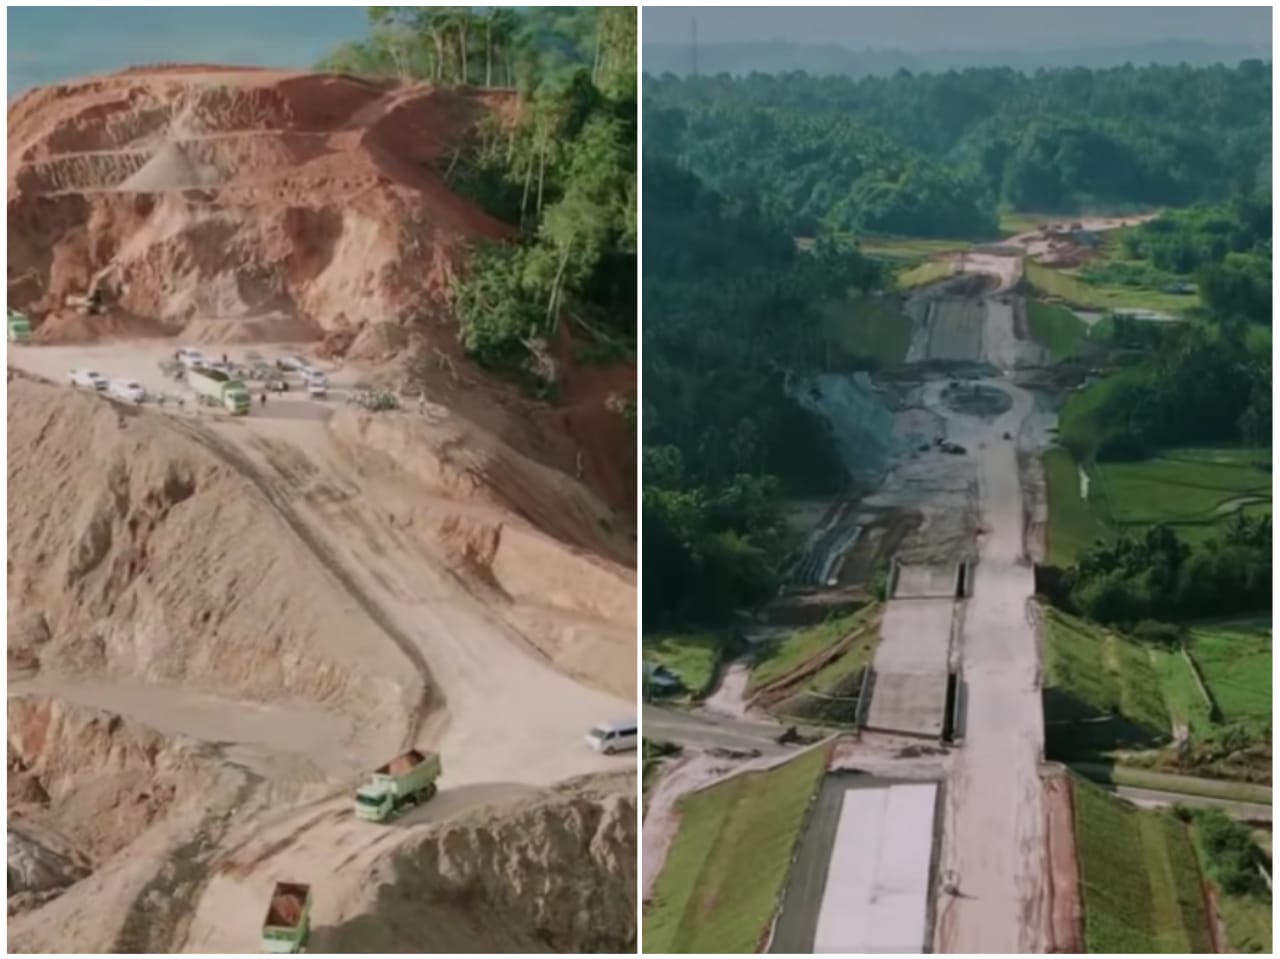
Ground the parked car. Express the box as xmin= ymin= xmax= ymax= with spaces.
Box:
xmin=108 ymin=379 xmax=146 ymax=404
xmin=276 ymin=354 xmax=311 ymax=372
xmin=68 ymin=368 xmax=107 ymax=391
xmin=175 ymin=347 xmax=207 ymax=369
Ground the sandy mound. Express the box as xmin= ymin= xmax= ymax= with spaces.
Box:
xmin=7 ymin=376 xmax=424 ymax=752
xmin=314 ymin=773 xmax=637 ymax=954
xmin=7 ymin=68 xmax=512 ymax=342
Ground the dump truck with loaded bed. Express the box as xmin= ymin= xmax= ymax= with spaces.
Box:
xmin=261 ymin=882 xmax=311 ymax=953
xmin=353 ymin=749 xmax=441 ymax=822
xmin=187 ymin=365 xmax=251 ymax=414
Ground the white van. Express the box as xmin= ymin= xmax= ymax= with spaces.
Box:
xmin=585 ymin=719 xmax=638 ymax=755
xmin=303 ymin=369 xmax=328 ymax=398
xmin=108 ymin=378 xmax=146 ymax=404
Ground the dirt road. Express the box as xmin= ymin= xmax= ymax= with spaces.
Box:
xmin=8 ymin=340 xmax=633 ymax=951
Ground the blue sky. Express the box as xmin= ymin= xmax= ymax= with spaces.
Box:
xmin=8 ymin=6 xmax=369 ymax=96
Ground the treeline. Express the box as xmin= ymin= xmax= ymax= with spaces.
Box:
xmin=643 ymin=157 xmax=881 ymax=626
xmin=323 ymin=8 xmax=637 ymax=383
xmin=1061 ymin=323 xmax=1271 ymax=461
xmin=321 ymin=6 xmax=634 ymax=92
xmin=644 ymin=61 xmax=1270 ymax=233
xmin=1065 ymin=516 xmax=1270 ymax=626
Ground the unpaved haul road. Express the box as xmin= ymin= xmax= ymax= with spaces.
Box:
xmin=8 ymin=340 xmax=633 ymax=952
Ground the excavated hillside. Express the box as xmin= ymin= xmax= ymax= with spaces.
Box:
xmin=7 ymin=375 xmax=424 ymax=771
xmin=7 ymin=67 xmax=512 ymax=344
xmin=8 ymin=65 xmax=636 ymax=952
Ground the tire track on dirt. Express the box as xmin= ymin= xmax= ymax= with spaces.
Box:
xmin=168 ymin=416 xmax=437 ymax=747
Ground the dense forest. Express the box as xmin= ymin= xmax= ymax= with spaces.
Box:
xmin=645 ymin=62 xmax=1270 ymax=234
xmin=643 ymin=157 xmax=880 ymax=626
xmin=322 ymin=7 xmax=637 ymax=384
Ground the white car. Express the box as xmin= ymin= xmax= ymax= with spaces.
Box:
xmin=278 ymin=354 xmax=310 ymax=372
xmin=584 ymin=719 xmax=638 ymax=755
xmin=176 ymin=347 xmax=207 ymax=369
xmin=108 ymin=379 xmax=146 ymax=404
xmin=68 ymin=368 xmax=107 ymax=391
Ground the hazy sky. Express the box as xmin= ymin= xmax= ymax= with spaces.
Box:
xmin=8 ymin=7 xmax=367 ymax=96
xmin=643 ymin=6 xmax=1272 ymax=51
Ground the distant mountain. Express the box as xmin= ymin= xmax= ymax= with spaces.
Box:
xmin=642 ymin=39 xmax=1271 ymax=78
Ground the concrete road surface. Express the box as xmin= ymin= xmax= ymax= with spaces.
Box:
xmin=1114 ymin=786 xmax=1273 ymax=822
xmin=642 ymin=704 xmax=791 ymax=755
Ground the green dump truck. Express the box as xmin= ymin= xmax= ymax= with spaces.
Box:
xmin=261 ymin=881 xmax=311 ymax=954
xmin=8 ymin=311 xmax=31 ymax=343
xmin=354 ymin=749 xmax=441 ymax=823
xmin=188 ymin=365 xmax=251 ymax=414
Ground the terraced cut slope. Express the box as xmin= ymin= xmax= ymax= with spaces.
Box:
xmin=1043 ymin=448 xmax=1110 ymax=566
xmin=643 ymin=747 xmax=828 ymax=954
xmin=1073 ymin=780 xmax=1213 ymax=953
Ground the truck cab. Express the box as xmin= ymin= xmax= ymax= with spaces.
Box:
xmin=7 ymin=311 xmax=31 ymax=343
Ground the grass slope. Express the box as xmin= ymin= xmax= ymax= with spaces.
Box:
xmin=643 ymin=746 xmax=828 ymax=953
xmin=897 ymin=259 xmax=953 ymax=290
xmin=749 ymin=606 xmax=875 ymax=692
xmin=1043 ymin=447 xmax=1111 ymax=566
xmin=1073 ymin=779 xmax=1213 ymax=953
xmin=820 ymin=295 xmax=913 ymax=367
xmin=1028 ymin=299 xmax=1090 ymax=361
xmin=645 ymin=632 xmax=724 ymax=699
xmin=1043 ymin=607 xmax=1171 ymax=739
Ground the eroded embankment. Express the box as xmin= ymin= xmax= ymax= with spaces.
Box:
xmin=311 ymin=773 xmax=638 ymax=953
xmin=7 ymin=696 xmax=253 ymax=950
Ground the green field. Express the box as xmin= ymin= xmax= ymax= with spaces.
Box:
xmin=1188 ymin=618 xmax=1272 ymax=724
xmin=1043 ymin=447 xmax=1112 ymax=566
xmin=1026 ymin=259 xmax=1198 ymax=315
xmin=1073 ymin=779 xmax=1213 ymax=953
xmin=749 ymin=607 xmax=876 ymax=692
xmin=644 ymin=632 xmax=725 ymax=699
xmin=1093 ymin=449 xmax=1271 ymax=545
xmin=1027 ymin=299 xmax=1091 ymax=361
xmin=821 ymin=295 xmax=914 ymax=366
xmin=643 ymin=746 xmax=828 ymax=953
xmin=1044 ymin=441 xmax=1272 ymax=555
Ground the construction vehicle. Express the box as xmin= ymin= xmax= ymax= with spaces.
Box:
xmin=353 ymin=749 xmax=441 ymax=823
xmin=8 ymin=310 xmax=31 ymax=343
xmin=260 ymin=882 xmax=311 ymax=954
xmin=187 ymin=366 xmax=251 ymax=415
